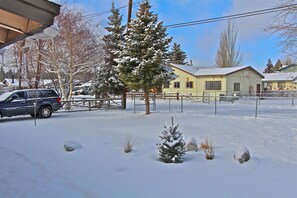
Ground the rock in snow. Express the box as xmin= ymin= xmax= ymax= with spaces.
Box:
xmin=234 ymin=147 xmax=250 ymax=164
xmin=185 ymin=137 xmax=199 ymax=152
xmin=64 ymin=141 xmax=82 ymax=152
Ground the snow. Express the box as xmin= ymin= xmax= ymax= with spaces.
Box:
xmin=170 ymin=64 xmax=263 ymax=77
xmin=262 ymin=72 xmax=297 ymax=81
xmin=0 ymin=99 xmax=296 ymax=197
xmin=48 ymin=0 xmax=61 ymax=5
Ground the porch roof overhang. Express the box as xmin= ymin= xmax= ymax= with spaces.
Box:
xmin=0 ymin=0 xmax=61 ymax=49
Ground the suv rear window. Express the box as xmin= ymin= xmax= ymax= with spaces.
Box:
xmin=40 ymin=90 xmax=58 ymax=98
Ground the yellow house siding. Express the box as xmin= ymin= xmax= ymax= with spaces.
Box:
xmin=264 ymin=81 xmax=297 ymax=91
xmin=198 ymin=76 xmax=226 ymax=97
xmin=162 ymin=67 xmax=196 ymax=96
xmin=163 ymin=66 xmax=264 ymax=98
xmin=226 ymin=68 xmax=262 ymax=95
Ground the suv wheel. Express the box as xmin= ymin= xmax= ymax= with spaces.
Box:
xmin=39 ymin=106 xmax=52 ymax=118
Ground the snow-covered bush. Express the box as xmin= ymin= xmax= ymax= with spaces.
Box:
xmin=157 ymin=117 xmax=186 ymax=163
xmin=185 ymin=137 xmax=198 ymax=152
xmin=234 ymin=147 xmax=250 ymax=164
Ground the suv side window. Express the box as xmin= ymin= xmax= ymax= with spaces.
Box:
xmin=27 ymin=90 xmax=42 ymax=99
xmin=40 ymin=90 xmax=57 ymax=98
xmin=15 ymin=91 xmax=26 ymax=99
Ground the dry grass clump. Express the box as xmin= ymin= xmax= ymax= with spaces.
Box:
xmin=204 ymin=142 xmax=215 ymax=160
xmin=200 ymin=137 xmax=215 ymax=160
xmin=123 ymin=134 xmax=136 ymax=153
xmin=200 ymin=137 xmax=210 ymax=150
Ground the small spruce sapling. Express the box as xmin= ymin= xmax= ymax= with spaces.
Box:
xmin=157 ymin=117 xmax=186 ymax=163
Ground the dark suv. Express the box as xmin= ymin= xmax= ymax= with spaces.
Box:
xmin=0 ymin=89 xmax=62 ymax=119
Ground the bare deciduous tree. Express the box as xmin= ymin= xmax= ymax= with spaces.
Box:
xmin=216 ymin=21 xmax=242 ymax=68
xmin=265 ymin=0 xmax=297 ymax=61
xmin=283 ymin=56 xmax=293 ymax=65
xmin=42 ymin=5 xmax=104 ymax=103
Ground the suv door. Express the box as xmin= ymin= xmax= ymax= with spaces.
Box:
xmin=25 ymin=90 xmax=42 ymax=115
xmin=4 ymin=91 xmax=27 ymax=116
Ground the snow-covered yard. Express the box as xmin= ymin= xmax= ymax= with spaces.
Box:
xmin=0 ymin=99 xmax=296 ymax=198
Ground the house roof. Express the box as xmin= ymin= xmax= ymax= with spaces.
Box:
xmin=170 ymin=64 xmax=264 ymax=78
xmin=278 ymin=63 xmax=297 ymax=72
xmin=262 ymin=72 xmax=297 ymax=82
xmin=0 ymin=0 xmax=61 ymax=49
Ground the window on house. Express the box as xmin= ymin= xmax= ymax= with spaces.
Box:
xmin=278 ymin=82 xmax=285 ymax=89
xmin=205 ymin=81 xmax=221 ymax=90
xmin=234 ymin=83 xmax=240 ymax=91
xmin=174 ymin=82 xmax=180 ymax=88
xmin=264 ymin=82 xmax=272 ymax=90
xmin=186 ymin=81 xmax=193 ymax=88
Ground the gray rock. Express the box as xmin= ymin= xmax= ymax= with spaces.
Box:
xmin=185 ymin=137 xmax=199 ymax=152
xmin=234 ymin=147 xmax=250 ymax=164
xmin=64 ymin=141 xmax=82 ymax=152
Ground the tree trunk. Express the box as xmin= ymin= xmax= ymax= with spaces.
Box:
xmin=35 ymin=40 xmax=43 ymax=89
xmin=144 ymin=90 xmax=150 ymax=115
xmin=122 ymin=86 xmax=127 ymax=109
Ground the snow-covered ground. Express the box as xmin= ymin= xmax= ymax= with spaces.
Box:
xmin=0 ymin=98 xmax=296 ymax=198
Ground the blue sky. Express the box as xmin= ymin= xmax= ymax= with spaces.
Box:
xmin=69 ymin=0 xmax=285 ymax=71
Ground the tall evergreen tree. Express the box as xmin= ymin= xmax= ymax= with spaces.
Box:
xmin=92 ymin=2 xmax=125 ymax=98
xmin=5 ymin=69 xmax=13 ymax=79
xmin=169 ymin=43 xmax=188 ymax=65
xmin=274 ymin=59 xmax=282 ymax=71
xmin=263 ymin=58 xmax=275 ymax=73
xmin=0 ymin=66 xmax=5 ymax=82
xmin=116 ymin=0 xmax=172 ymax=115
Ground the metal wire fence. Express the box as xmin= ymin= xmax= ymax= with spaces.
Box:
xmin=131 ymin=95 xmax=297 ymax=119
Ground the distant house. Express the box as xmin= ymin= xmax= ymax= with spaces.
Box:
xmin=278 ymin=63 xmax=297 ymax=73
xmin=163 ymin=64 xmax=264 ymax=98
xmin=2 ymin=78 xmax=29 ymax=90
xmin=262 ymin=72 xmax=297 ymax=91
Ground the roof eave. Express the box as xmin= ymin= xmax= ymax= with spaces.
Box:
xmin=226 ymin=66 xmax=264 ymax=78
xmin=0 ymin=0 xmax=61 ymax=49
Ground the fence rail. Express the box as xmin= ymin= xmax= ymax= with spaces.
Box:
xmin=61 ymin=97 xmax=123 ymax=111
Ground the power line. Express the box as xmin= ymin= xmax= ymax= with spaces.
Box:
xmin=165 ymin=3 xmax=297 ymax=29
xmin=83 ymin=1 xmax=142 ymax=19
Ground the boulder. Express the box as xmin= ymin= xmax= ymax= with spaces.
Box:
xmin=234 ymin=147 xmax=250 ymax=164
xmin=64 ymin=141 xmax=82 ymax=152
xmin=185 ymin=137 xmax=199 ymax=152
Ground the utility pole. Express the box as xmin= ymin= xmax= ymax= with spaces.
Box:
xmin=127 ymin=0 xmax=133 ymax=25
xmin=122 ymin=0 xmax=133 ymax=109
